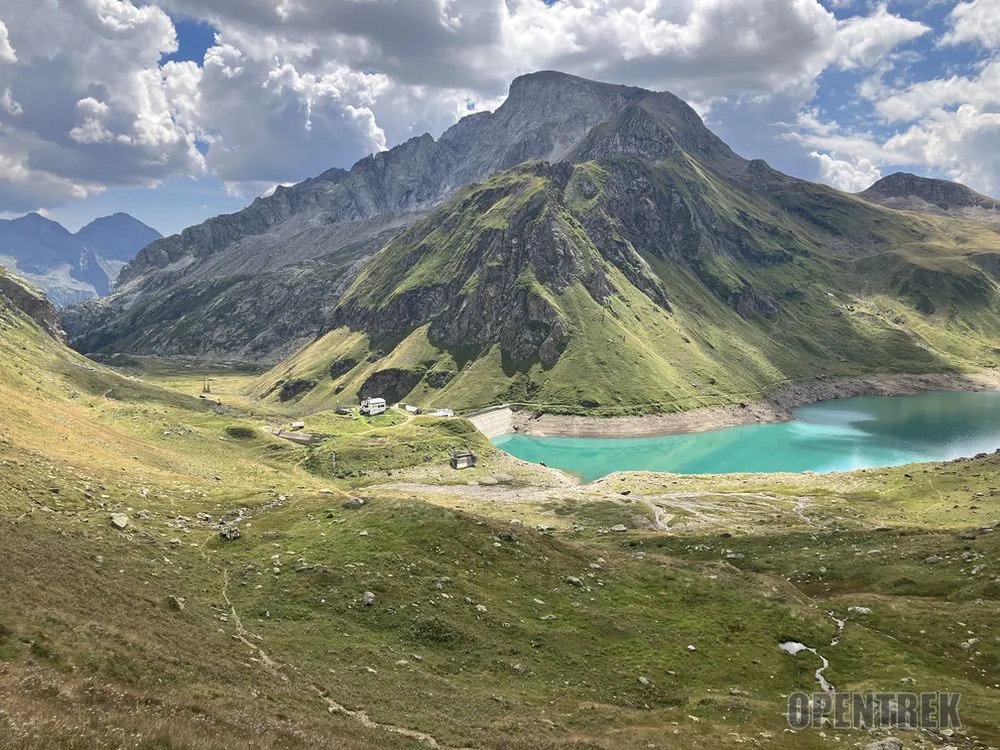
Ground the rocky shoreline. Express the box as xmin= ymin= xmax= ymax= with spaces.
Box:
xmin=512 ymin=371 xmax=1000 ymax=438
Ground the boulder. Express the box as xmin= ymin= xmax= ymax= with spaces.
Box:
xmin=219 ymin=525 xmax=241 ymax=541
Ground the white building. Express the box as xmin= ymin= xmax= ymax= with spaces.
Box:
xmin=360 ymin=397 xmax=387 ymax=416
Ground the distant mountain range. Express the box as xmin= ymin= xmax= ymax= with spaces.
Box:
xmin=0 ymin=212 xmax=161 ymax=307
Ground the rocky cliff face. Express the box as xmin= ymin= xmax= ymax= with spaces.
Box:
xmin=0 ymin=267 xmax=65 ymax=341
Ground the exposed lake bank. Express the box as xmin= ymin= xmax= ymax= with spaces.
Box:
xmin=496 ymin=388 xmax=1000 ymax=480
xmin=511 ymin=371 xmax=1000 ymax=439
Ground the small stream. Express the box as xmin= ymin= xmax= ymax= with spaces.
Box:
xmin=779 ymin=612 xmax=846 ymax=693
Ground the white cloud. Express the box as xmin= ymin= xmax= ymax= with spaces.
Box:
xmin=875 ymin=59 xmax=1000 ymax=121
xmin=0 ymin=0 xmax=203 ymax=211
xmin=833 ymin=4 xmax=930 ymax=70
xmin=810 ymin=151 xmax=882 ymax=192
xmin=0 ymin=20 xmax=16 ymax=63
xmin=942 ymin=0 xmax=1000 ymax=48
xmin=193 ymin=41 xmax=389 ymax=184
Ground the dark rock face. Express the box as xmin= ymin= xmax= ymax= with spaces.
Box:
xmin=0 ymin=268 xmax=65 ymax=341
xmin=278 ymin=379 xmax=317 ymax=402
xmin=358 ymin=368 xmax=424 ymax=404
xmin=334 ymin=164 xmax=583 ymax=369
xmin=329 ymin=358 xmax=359 ymax=379
xmin=425 ymin=371 xmax=455 ymax=389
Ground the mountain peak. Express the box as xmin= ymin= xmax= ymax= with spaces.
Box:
xmin=77 ymin=212 xmax=160 ymax=236
xmin=12 ymin=212 xmax=70 ymax=232
xmin=861 ymin=172 xmax=998 ymax=210
xmin=508 ymin=70 xmax=645 ymax=97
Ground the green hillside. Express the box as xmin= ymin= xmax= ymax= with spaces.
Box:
xmin=5 ymin=269 xmax=1000 ymax=748
xmin=256 ymin=150 xmax=1000 ymax=416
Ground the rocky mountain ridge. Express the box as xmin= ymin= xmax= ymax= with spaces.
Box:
xmin=860 ymin=172 xmax=1000 ymax=226
xmin=64 ymin=70 xmax=1000 ymax=417
xmin=64 ymin=71 xmax=744 ymax=361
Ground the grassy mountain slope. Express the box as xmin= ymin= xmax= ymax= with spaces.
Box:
xmin=257 ymin=146 xmax=1000 ymax=415
xmin=6 ymin=276 xmax=1000 ymax=747
xmin=0 ymin=268 xmax=1000 ymax=750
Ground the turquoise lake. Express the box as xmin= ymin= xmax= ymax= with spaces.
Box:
xmin=492 ymin=390 xmax=1000 ymax=481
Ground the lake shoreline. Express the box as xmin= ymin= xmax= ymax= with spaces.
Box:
xmin=510 ymin=371 xmax=1000 ymax=439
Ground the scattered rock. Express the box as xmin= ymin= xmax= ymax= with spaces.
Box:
xmin=864 ymin=739 xmax=902 ymax=750
xmin=219 ymin=525 xmax=241 ymax=541
xmin=343 ymin=498 xmax=366 ymax=510
xmin=610 ymin=524 xmax=628 ymax=533
xmin=319 ymin=489 xmax=334 ymax=495
xmin=566 ymin=576 xmax=585 ymax=588
xmin=166 ymin=595 xmax=185 ymax=612
xmin=475 ymin=604 xmax=488 ymax=614
xmin=848 ymin=606 xmax=872 ymax=616
xmin=109 ymin=513 xmax=128 ymax=530
xmin=638 ymin=676 xmax=651 ymax=687
xmin=687 ymin=644 xmax=697 ymax=652
xmin=362 ymin=591 xmax=376 ymax=606
xmin=923 ymin=555 xmax=940 ymax=565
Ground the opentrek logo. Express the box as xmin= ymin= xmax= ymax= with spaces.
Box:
xmin=787 ymin=692 xmax=961 ymax=730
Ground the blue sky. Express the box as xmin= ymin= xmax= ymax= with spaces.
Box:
xmin=0 ymin=0 xmax=996 ymax=237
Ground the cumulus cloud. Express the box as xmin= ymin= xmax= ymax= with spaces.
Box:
xmin=0 ymin=20 xmax=16 ymax=63
xmin=0 ymin=0 xmax=204 ymax=210
xmin=942 ymin=0 xmax=1000 ymax=47
xmin=194 ymin=42 xmax=389 ymax=184
xmin=833 ymin=4 xmax=930 ymax=70
xmin=810 ymin=151 xmax=882 ymax=192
